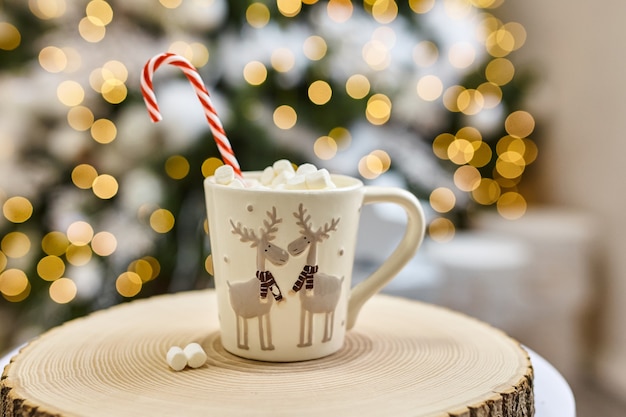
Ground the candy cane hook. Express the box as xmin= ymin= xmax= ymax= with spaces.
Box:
xmin=141 ymin=52 xmax=242 ymax=178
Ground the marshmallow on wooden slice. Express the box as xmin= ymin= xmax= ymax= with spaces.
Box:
xmin=166 ymin=346 xmax=187 ymax=371
xmin=305 ymin=168 xmax=336 ymax=189
xmin=184 ymin=343 xmax=207 ymax=369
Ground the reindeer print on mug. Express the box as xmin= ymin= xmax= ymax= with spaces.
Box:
xmin=226 ymin=203 xmax=344 ymax=351
xmin=228 ymin=207 xmax=289 ymax=351
xmin=288 ymin=203 xmax=343 ymax=347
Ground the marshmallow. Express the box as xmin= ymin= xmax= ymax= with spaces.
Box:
xmin=184 ymin=343 xmax=207 ymax=369
xmin=271 ymin=170 xmax=295 ymax=187
xmin=260 ymin=166 xmax=275 ymax=185
xmin=214 ymin=165 xmax=235 ymax=185
xmin=272 ymin=159 xmax=295 ymax=175
xmin=285 ymin=175 xmax=308 ymax=190
xmin=228 ymin=178 xmax=246 ymax=188
xmin=296 ymin=163 xmax=318 ymax=176
xmin=166 ymin=346 xmax=187 ymax=371
xmin=305 ymin=168 xmax=335 ymax=189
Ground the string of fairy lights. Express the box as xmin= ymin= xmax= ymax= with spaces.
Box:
xmin=0 ymin=0 xmax=536 ymax=305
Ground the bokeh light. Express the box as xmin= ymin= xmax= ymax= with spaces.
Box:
xmin=116 ymin=271 xmax=142 ymax=297
xmin=247 ymin=3 xmax=271 ymax=28
xmin=91 ymin=231 xmax=117 ymax=256
xmin=49 ymin=277 xmax=77 ymax=304
xmin=1 ymin=232 xmax=31 ymax=258
xmin=243 ymin=61 xmax=268 ymax=86
xmin=202 ymin=157 xmax=224 ymax=178
xmin=37 ymin=255 xmax=65 ymax=281
xmin=303 ymin=36 xmax=327 ymax=61
xmin=273 ymin=105 xmax=298 ymax=129
xmin=165 ymin=155 xmax=190 ymax=180
xmin=150 ymin=209 xmax=175 ymax=233
xmin=92 ymin=174 xmax=119 ymax=199
xmin=430 ymin=187 xmax=456 ymax=213
xmin=3 ymin=197 xmax=33 ymax=224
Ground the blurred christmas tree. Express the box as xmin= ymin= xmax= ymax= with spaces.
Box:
xmin=0 ymin=0 xmax=534 ymax=350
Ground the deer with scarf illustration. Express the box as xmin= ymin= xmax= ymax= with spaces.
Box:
xmin=288 ymin=203 xmax=343 ymax=346
xmin=228 ymin=207 xmax=288 ymax=350
xmin=288 ymin=203 xmax=340 ymax=294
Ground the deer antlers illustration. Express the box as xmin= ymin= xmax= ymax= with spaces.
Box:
xmin=230 ymin=207 xmax=282 ymax=247
xmin=293 ymin=203 xmax=340 ymax=242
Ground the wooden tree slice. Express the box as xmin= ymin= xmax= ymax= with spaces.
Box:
xmin=1 ymin=291 xmax=534 ymax=417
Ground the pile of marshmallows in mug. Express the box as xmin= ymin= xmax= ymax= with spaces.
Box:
xmin=212 ymin=159 xmax=338 ymax=190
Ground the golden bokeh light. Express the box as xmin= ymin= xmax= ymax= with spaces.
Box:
xmin=66 ymin=221 xmax=94 ymax=246
xmin=101 ymin=79 xmax=127 ymax=104
xmin=366 ymin=94 xmax=392 ymax=125
xmin=116 ymin=271 xmax=142 ymax=297
xmin=0 ymin=252 xmax=6 ymax=272
xmin=329 ymin=127 xmax=352 ymax=150
xmin=497 ymin=191 xmax=527 ymax=220
xmin=128 ymin=259 xmax=154 ymax=283
xmin=92 ymin=174 xmax=118 ymax=199
xmin=243 ymin=61 xmax=268 ymax=86
xmin=273 ymin=105 xmax=298 ymax=130
xmin=472 ymin=178 xmax=501 ymax=205
xmin=0 ymin=269 xmax=30 ymax=297
xmin=78 ymin=16 xmax=106 ymax=43
xmin=371 ymin=0 xmax=399 ymax=24
xmin=277 ymin=0 xmax=302 ymax=17
xmin=457 ymin=88 xmax=484 ymax=115
xmin=433 ymin=133 xmax=455 ymax=160
xmin=91 ymin=118 xmax=117 ymax=144
xmin=165 ymin=155 xmax=190 ymax=180
xmin=91 ymin=231 xmax=117 ymax=256
xmin=57 ymin=80 xmax=85 ymax=107
xmin=1 ymin=232 xmax=31 ymax=258
xmin=39 ymin=46 xmax=67 ymax=72
xmin=428 ymin=217 xmax=455 ymax=243
xmin=49 ymin=277 xmax=77 ymax=304
xmin=3 ymin=196 xmax=33 ymax=224
xmin=308 ymin=80 xmax=333 ymax=105
xmin=42 ymin=231 xmax=70 ymax=256
xmin=442 ymin=85 xmax=465 ymax=112
xmin=327 ymin=0 xmax=353 ymax=23
xmin=416 ymin=75 xmax=443 ymax=101
xmin=29 ymin=0 xmax=67 ymax=20
xmin=246 ymin=2 xmax=271 ymax=28
xmin=314 ymin=136 xmax=338 ymax=160
xmin=505 ymin=110 xmax=535 ymax=138
xmin=159 ymin=0 xmax=182 ymax=8
xmin=409 ymin=0 xmax=435 ymax=14
xmin=202 ymin=157 xmax=224 ymax=178
xmin=143 ymin=256 xmax=161 ymax=281
xmin=358 ymin=151 xmax=390 ymax=180
xmin=485 ymin=58 xmax=514 ymax=86
xmin=303 ymin=36 xmax=327 ymax=61
xmin=454 ymin=165 xmax=482 ymax=192
xmin=150 ymin=209 xmax=175 ymax=234
xmin=37 ymin=255 xmax=65 ymax=281
xmin=71 ymin=164 xmax=98 ymax=190
xmin=86 ymin=0 xmax=113 ymax=26
xmin=0 ymin=22 xmax=21 ymax=51
xmin=447 ymin=139 xmax=474 ymax=165
xmin=66 ymin=244 xmax=92 ymax=266
xmin=476 ymin=82 xmax=502 ymax=109
xmin=469 ymin=141 xmax=493 ymax=168
xmin=168 ymin=41 xmax=210 ymax=67
xmin=67 ymin=106 xmax=95 ymax=131
xmin=429 ymin=187 xmax=456 ymax=213
xmin=346 ymin=74 xmax=371 ymax=99
xmin=496 ymin=151 xmax=526 ymax=179
xmin=205 ymin=254 xmax=214 ymax=276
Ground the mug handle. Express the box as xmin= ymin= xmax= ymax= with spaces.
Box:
xmin=346 ymin=186 xmax=426 ymax=329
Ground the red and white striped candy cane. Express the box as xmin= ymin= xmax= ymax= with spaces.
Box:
xmin=141 ymin=52 xmax=242 ymax=178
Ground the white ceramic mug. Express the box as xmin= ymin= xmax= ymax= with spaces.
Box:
xmin=204 ymin=172 xmax=425 ymax=361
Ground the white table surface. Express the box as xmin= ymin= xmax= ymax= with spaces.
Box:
xmin=1 ymin=345 xmax=575 ymax=416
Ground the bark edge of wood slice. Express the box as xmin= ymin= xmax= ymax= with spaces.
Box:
xmin=2 ymin=290 xmax=534 ymax=417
